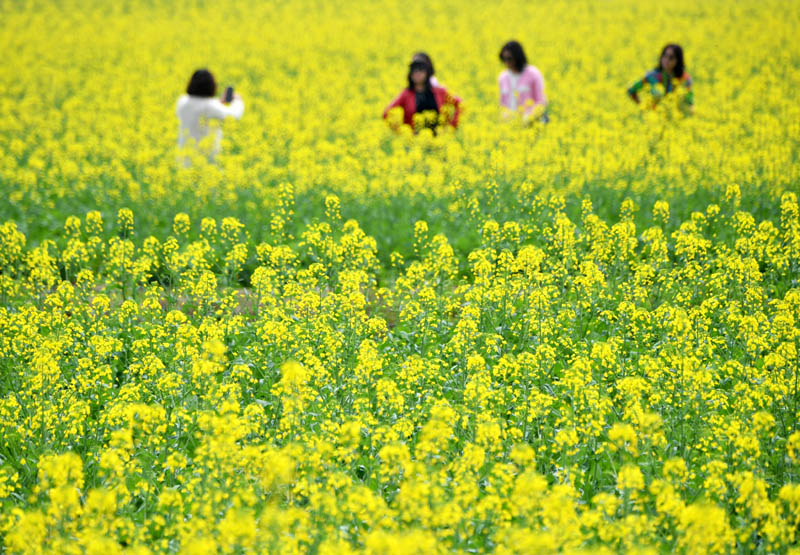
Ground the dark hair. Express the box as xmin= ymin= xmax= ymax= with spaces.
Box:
xmin=499 ymin=40 xmax=527 ymax=73
xmin=657 ymin=44 xmax=685 ymax=78
xmin=407 ymin=60 xmax=433 ymax=90
xmin=186 ymin=69 xmax=217 ymax=97
xmin=412 ymin=52 xmax=435 ymax=76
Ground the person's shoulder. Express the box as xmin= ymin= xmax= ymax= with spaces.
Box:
xmin=433 ymin=85 xmax=459 ymax=103
xmin=524 ymin=65 xmax=542 ymax=76
xmin=176 ymin=94 xmax=193 ymax=115
xmin=388 ymin=88 xmax=413 ymax=106
xmin=645 ymin=69 xmax=661 ymax=80
xmin=498 ymin=69 xmax=510 ymax=82
xmin=178 ymin=94 xmax=214 ymax=107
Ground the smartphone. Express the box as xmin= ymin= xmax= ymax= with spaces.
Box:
xmin=223 ymin=86 xmax=234 ymax=103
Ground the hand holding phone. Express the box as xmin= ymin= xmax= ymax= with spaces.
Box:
xmin=223 ymin=86 xmax=234 ymax=103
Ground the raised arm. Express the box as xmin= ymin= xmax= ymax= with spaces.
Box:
xmin=207 ymin=96 xmax=245 ymax=120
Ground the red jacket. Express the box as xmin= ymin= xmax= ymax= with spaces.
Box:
xmin=383 ymin=86 xmax=462 ymax=129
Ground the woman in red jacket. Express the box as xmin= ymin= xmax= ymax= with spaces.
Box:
xmin=383 ymin=59 xmax=461 ymax=134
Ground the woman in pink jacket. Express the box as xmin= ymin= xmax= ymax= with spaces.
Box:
xmin=498 ymin=40 xmax=548 ymax=123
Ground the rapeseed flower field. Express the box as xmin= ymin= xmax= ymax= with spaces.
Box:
xmin=1 ymin=0 xmax=800 ymax=552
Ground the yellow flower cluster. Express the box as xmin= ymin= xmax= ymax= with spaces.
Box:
xmin=0 ymin=189 xmax=798 ymax=552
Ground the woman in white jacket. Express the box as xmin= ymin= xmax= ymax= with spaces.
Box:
xmin=176 ymin=69 xmax=244 ymax=163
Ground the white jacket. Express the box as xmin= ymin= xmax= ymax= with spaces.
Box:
xmin=176 ymin=94 xmax=244 ymax=149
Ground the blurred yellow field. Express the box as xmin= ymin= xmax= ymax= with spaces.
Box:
xmin=2 ymin=0 xmax=798 ymax=229
xmin=1 ymin=0 xmax=800 ymax=552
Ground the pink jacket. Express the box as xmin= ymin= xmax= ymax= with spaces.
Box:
xmin=499 ymin=65 xmax=546 ymax=114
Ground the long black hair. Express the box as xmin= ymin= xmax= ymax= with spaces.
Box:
xmin=412 ymin=52 xmax=435 ymax=76
xmin=186 ymin=69 xmax=217 ymax=97
xmin=499 ymin=40 xmax=528 ymax=73
xmin=656 ymin=44 xmax=685 ymax=78
xmin=407 ymin=60 xmax=433 ymax=91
